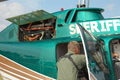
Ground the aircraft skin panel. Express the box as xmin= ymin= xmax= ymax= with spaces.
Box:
xmin=7 ymin=10 xmax=56 ymax=25
xmin=0 ymin=55 xmax=55 ymax=80
xmin=0 ymin=23 xmax=19 ymax=42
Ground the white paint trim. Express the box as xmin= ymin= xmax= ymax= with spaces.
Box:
xmin=0 ymin=70 xmax=20 ymax=80
xmin=0 ymin=55 xmax=55 ymax=80
xmin=0 ymin=62 xmax=43 ymax=80
xmin=0 ymin=67 xmax=30 ymax=80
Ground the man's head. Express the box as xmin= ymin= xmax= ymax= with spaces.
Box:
xmin=112 ymin=52 xmax=119 ymax=58
xmin=68 ymin=41 xmax=80 ymax=54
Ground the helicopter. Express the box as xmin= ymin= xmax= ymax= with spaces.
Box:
xmin=0 ymin=0 xmax=120 ymax=80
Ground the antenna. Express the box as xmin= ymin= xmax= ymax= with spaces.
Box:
xmin=82 ymin=0 xmax=85 ymax=5
xmin=77 ymin=0 xmax=90 ymax=8
xmin=81 ymin=0 xmax=86 ymax=7
xmin=77 ymin=0 xmax=81 ymax=8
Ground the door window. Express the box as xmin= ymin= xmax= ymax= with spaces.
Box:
xmin=77 ymin=23 xmax=107 ymax=80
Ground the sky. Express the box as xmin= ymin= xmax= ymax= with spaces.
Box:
xmin=0 ymin=0 xmax=120 ymax=31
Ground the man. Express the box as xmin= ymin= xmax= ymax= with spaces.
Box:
xmin=112 ymin=52 xmax=120 ymax=79
xmin=57 ymin=41 xmax=88 ymax=80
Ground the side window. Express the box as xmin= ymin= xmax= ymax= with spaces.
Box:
xmin=110 ymin=39 xmax=120 ymax=80
xmin=56 ymin=42 xmax=68 ymax=60
xmin=65 ymin=10 xmax=72 ymax=23
xmin=110 ymin=39 xmax=120 ymax=56
xmin=65 ymin=10 xmax=73 ymax=23
xmin=72 ymin=11 xmax=78 ymax=22
xmin=79 ymin=25 xmax=107 ymax=80
xmin=56 ymin=42 xmax=84 ymax=61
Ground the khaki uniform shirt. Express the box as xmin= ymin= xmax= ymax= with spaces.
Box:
xmin=57 ymin=52 xmax=86 ymax=80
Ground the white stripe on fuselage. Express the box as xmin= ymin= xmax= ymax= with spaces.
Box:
xmin=0 ymin=62 xmax=43 ymax=80
xmin=0 ymin=55 xmax=55 ymax=80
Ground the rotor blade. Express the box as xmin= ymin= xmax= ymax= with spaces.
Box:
xmin=0 ymin=0 xmax=8 ymax=2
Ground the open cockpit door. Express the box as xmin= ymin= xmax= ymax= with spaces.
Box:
xmin=76 ymin=23 xmax=109 ymax=80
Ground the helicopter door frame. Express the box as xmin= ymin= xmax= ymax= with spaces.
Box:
xmin=76 ymin=23 xmax=92 ymax=80
xmin=77 ymin=23 xmax=109 ymax=80
xmin=75 ymin=23 xmax=106 ymax=80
